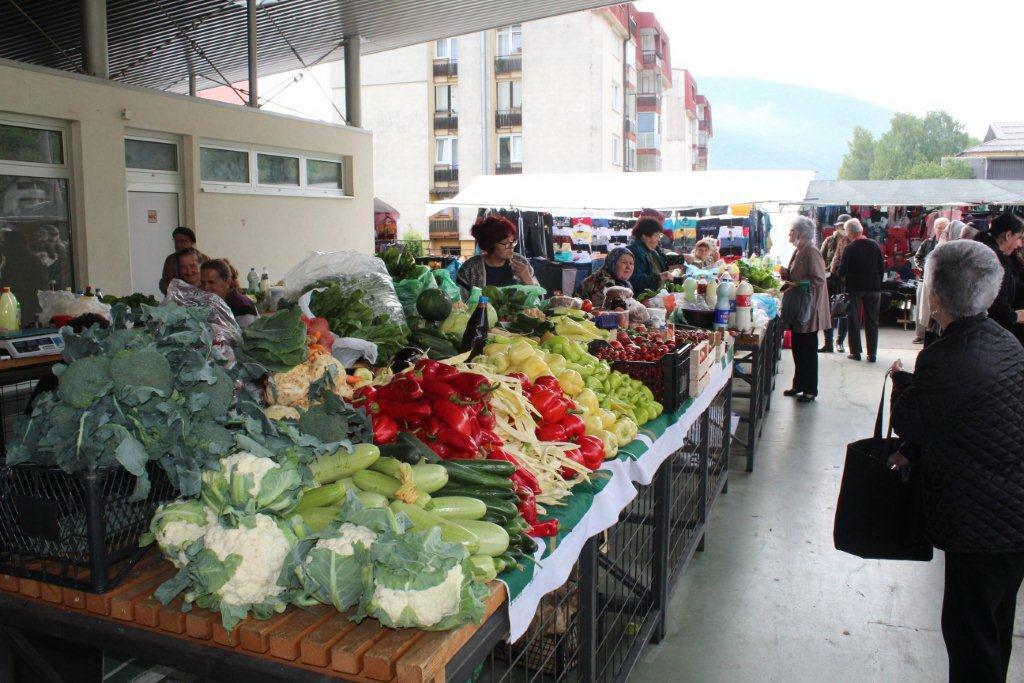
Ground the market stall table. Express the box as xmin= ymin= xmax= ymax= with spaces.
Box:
xmin=730 ymin=317 xmax=782 ymax=472
xmin=0 ymin=354 xmax=61 ymax=457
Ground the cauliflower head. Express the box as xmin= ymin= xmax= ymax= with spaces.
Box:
xmin=141 ymin=499 xmax=212 ymax=568
xmin=267 ymin=352 xmax=351 ymax=409
xmin=312 ymin=523 xmax=377 ymax=558
xmin=372 ymin=565 xmax=464 ymax=628
xmin=202 ymin=513 xmax=294 ymax=606
xmin=264 ymin=404 xmax=301 ymax=421
xmin=201 ymin=451 xmax=304 ymax=516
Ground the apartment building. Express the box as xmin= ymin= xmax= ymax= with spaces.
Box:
xmin=330 ymin=3 xmax=712 ymax=253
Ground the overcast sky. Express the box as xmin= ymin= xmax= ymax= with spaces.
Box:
xmin=635 ymin=0 xmax=1023 ymax=138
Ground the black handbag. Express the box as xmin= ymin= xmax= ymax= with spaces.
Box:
xmin=781 ymin=282 xmax=812 ymax=328
xmin=833 ymin=375 xmax=933 ymax=561
xmin=830 ymin=293 xmax=849 ymax=317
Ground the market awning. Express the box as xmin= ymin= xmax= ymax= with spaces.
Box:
xmin=434 ymin=170 xmax=816 ymax=214
xmin=802 ymin=179 xmax=1024 ymax=207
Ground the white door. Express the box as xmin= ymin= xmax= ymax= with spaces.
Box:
xmin=128 ymin=191 xmax=179 ymax=297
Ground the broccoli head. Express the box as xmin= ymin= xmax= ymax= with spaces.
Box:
xmin=298 ymin=402 xmax=349 ymax=444
xmin=110 ymin=348 xmax=173 ymax=402
xmin=186 ymin=419 xmax=235 ymax=457
xmin=105 ymin=328 xmax=150 ymax=354
xmin=184 ymin=365 xmax=235 ymax=419
xmin=58 ymin=356 xmax=113 ymax=408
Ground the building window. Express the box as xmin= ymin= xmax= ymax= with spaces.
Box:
xmin=435 ymin=137 xmax=458 ymax=166
xmin=0 ymin=115 xmax=74 ymax=310
xmin=612 ymin=134 xmax=621 ymax=166
xmin=497 ymin=25 xmax=522 ymax=56
xmin=200 ymin=142 xmax=348 ymax=197
xmin=435 ymin=84 xmax=457 ymax=112
xmin=498 ymin=134 xmax=523 ymax=164
xmin=611 ymin=82 xmax=621 ymax=113
xmin=200 ymin=147 xmax=249 ymax=183
xmin=436 ymin=38 xmax=457 ymax=60
xmin=637 ymin=113 xmax=659 ymax=133
xmin=625 ymin=40 xmax=636 ymax=68
xmin=641 ymin=31 xmax=656 ymax=52
xmin=639 ymin=71 xmax=658 ymax=95
xmin=124 ymin=138 xmax=178 ymax=172
xmin=497 ymin=80 xmax=522 ymax=111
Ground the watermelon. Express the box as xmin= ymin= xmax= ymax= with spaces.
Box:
xmin=416 ymin=288 xmax=454 ymax=322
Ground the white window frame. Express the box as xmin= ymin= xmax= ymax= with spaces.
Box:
xmin=435 ymin=136 xmax=458 ymax=165
xmin=435 ymin=84 xmax=457 ymax=113
xmin=199 ymin=139 xmax=349 ymax=198
xmin=611 ymin=81 xmax=621 ymax=113
xmin=496 ymin=80 xmax=522 ymax=111
xmin=612 ymin=134 xmax=621 ymax=166
xmin=435 ymin=38 xmax=457 ymax=60
xmin=498 ymin=134 xmax=523 ymax=165
xmin=0 ymin=112 xmax=71 ymax=180
xmin=641 ymin=31 xmax=656 ymax=52
xmin=497 ymin=25 xmax=522 ymax=56
xmin=124 ymin=130 xmax=182 ymax=190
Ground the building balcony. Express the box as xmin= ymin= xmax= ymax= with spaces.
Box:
xmin=433 ymin=111 xmax=458 ymax=132
xmin=495 ymin=55 xmax=522 ymax=75
xmin=495 ymin=109 xmax=522 ymax=129
xmin=698 ymin=132 xmax=708 ymax=146
xmin=699 ymin=119 xmax=710 ymax=132
xmin=433 ymin=164 xmax=459 ymax=184
xmin=637 ymin=155 xmax=661 ymax=172
xmin=641 ymin=50 xmax=662 ymax=68
xmin=637 ymin=132 xmax=661 ymax=149
xmin=429 ymin=217 xmax=460 ymax=238
xmin=495 ymin=162 xmax=522 ymax=175
xmin=432 ymin=59 xmax=458 ymax=79
xmin=636 ymin=93 xmax=661 ymax=110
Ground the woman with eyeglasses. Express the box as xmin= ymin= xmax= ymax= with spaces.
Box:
xmin=456 ymin=215 xmax=538 ymax=292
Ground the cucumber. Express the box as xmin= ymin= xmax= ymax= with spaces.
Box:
xmin=436 ymin=484 xmax=517 ymax=501
xmin=456 ymin=520 xmax=509 ymax=557
xmin=441 ymin=461 xmax=513 ymax=489
xmin=482 ymin=511 xmax=511 ymax=526
xmin=293 ymin=481 xmax=348 ymax=512
xmin=447 ymin=459 xmax=517 ymax=476
xmin=353 ymin=470 xmax=429 ymax=507
xmin=429 ymin=496 xmax=487 ymax=520
xmin=480 ymin=497 xmax=520 ymax=519
xmin=378 ymin=432 xmax=442 ymax=465
xmin=389 ymin=501 xmax=479 ymax=554
xmin=370 ymin=458 xmax=449 ymax=494
xmin=309 ymin=443 xmax=380 ymax=484
xmin=354 ymin=491 xmax=388 ymax=509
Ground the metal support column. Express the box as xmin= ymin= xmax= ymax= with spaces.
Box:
xmin=81 ymin=0 xmax=109 ymax=78
xmin=697 ymin=406 xmax=710 ymax=552
xmin=650 ymin=464 xmax=671 ymax=643
xmin=577 ymin=536 xmax=599 ymax=681
xmin=344 ymin=36 xmax=362 ymax=127
xmin=246 ymin=0 xmax=258 ymax=107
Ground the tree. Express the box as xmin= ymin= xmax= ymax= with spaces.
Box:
xmin=836 ymin=111 xmax=979 ymax=180
xmin=838 ymin=127 xmax=875 ymax=180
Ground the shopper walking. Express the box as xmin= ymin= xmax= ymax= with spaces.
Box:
xmin=974 ymin=212 xmax=1024 ymax=346
xmin=838 ymin=218 xmax=884 ymax=362
xmin=780 ymin=217 xmax=831 ymax=402
xmin=889 ymin=239 xmax=1024 ymax=683
xmin=819 ymin=214 xmax=851 ymax=353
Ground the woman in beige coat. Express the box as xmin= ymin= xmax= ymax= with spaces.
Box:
xmin=780 ymin=216 xmax=832 ymax=402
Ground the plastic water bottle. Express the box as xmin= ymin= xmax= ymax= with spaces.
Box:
xmin=260 ymin=268 xmax=270 ymax=296
xmin=682 ymin=277 xmax=697 ymax=304
xmin=714 ymin=279 xmax=732 ymax=330
xmin=705 ymin=278 xmax=718 ymax=308
xmin=247 ymin=267 xmax=260 ymax=294
xmin=0 ymin=287 xmax=20 ymax=332
xmin=735 ymin=280 xmax=754 ymax=333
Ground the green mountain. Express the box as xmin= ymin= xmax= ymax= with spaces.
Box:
xmin=698 ymin=78 xmax=893 ymax=179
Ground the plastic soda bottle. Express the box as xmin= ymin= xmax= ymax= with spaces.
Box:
xmin=714 ymin=280 xmax=732 ymax=330
xmin=735 ymin=279 xmax=754 ymax=333
xmin=0 ymin=287 xmax=20 ymax=332
xmin=462 ymin=296 xmax=492 ymax=359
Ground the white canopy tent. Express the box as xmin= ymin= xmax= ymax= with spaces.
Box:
xmin=801 ymin=180 xmax=1024 ymax=207
xmin=431 ymin=170 xmax=817 ymax=215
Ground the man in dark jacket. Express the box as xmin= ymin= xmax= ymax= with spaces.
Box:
xmin=974 ymin=213 xmax=1024 ymax=346
xmin=890 ymin=239 xmax=1024 ymax=683
xmin=837 ymin=218 xmax=884 ymax=362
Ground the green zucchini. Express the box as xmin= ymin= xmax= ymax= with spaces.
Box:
xmin=297 ymin=506 xmax=339 ymax=533
xmin=370 ymin=457 xmax=449 ymax=493
xmin=309 ymin=443 xmax=380 ymax=484
xmin=482 ymin=511 xmax=511 ymax=526
xmin=446 ymin=459 xmax=517 ymax=476
xmin=352 ymin=469 xmax=430 ymax=507
xmin=378 ymin=432 xmax=441 ymax=465
xmin=429 ymin=496 xmax=487 ymax=520
xmin=354 ymin=491 xmax=388 ymax=509
xmin=467 ymin=555 xmax=498 ymax=583
xmin=456 ymin=520 xmax=509 ymax=557
xmin=441 ymin=461 xmax=514 ymax=489
xmin=480 ymin=497 xmax=520 ymax=519
xmin=293 ymin=480 xmax=349 ymax=512
xmin=389 ymin=501 xmax=478 ymax=554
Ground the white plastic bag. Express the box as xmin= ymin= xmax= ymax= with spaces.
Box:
xmin=163 ymin=279 xmax=241 ymax=348
xmin=282 ymin=251 xmax=405 ymax=329
xmin=37 ymin=290 xmax=111 ymax=325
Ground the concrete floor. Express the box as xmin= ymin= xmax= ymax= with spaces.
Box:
xmin=633 ymin=327 xmax=1024 ymax=682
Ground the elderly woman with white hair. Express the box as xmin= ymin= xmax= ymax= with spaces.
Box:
xmin=779 ymin=216 xmax=831 ymax=402
xmin=889 ymin=238 xmax=1024 ymax=682
xmin=914 ymin=216 xmax=950 ymax=343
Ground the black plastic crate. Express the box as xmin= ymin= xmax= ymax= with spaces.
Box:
xmin=608 ymin=342 xmax=692 ymax=414
xmin=0 ymin=462 xmax=175 ymax=593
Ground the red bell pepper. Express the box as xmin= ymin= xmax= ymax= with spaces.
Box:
xmin=437 ymin=428 xmax=479 ymax=454
xmin=351 ymin=385 xmax=377 ymax=406
xmin=421 ymin=379 xmax=459 ymax=401
xmin=577 ymin=435 xmax=605 ymax=470
xmin=559 ymin=414 xmax=586 ymax=441
xmin=530 ymin=389 xmax=569 ymax=424
xmin=516 ymin=485 xmax=538 ymax=525
xmin=477 ymin=429 xmax=503 ymax=448
xmin=373 ymin=399 xmax=431 ymax=420
xmin=415 ymin=358 xmax=459 ymax=382
xmin=450 ymin=373 xmax=492 ymax=401
xmin=488 ymin=450 xmax=541 ymax=493
xmin=433 ymin=399 xmax=474 ymax=435
xmin=372 ymin=415 xmax=398 ymax=444
xmin=477 ymin=410 xmax=496 ymax=431
xmin=507 ymin=372 xmax=530 ymax=388
xmin=560 ymin=448 xmax=586 ymax=479
xmin=536 ymin=423 xmax=568 ymax=442
xmin=376 ymin=376 xmax=423 ymax=400
xmin=529 ymin=519 xmax=559 ymax=537
xmin=532 ymin=376 xmax=562 ymax=394
xmin=425 ymin=439 xmax=455 ymax=459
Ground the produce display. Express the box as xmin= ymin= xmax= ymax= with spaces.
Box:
xmin=5 ymin=246 xmax=757 ymax=645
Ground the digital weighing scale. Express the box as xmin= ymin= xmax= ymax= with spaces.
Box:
xmin=0 ymin=328 xmax=64 ymax=360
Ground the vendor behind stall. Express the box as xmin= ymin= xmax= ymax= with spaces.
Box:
xmin=175 ymin=247 xmax=203 ymax=288
xmin=456 ymin=215 xmax=538 ymax=291
xmin=199 ymin=258 xmax=258 ymax=327
xmin=576 ymin=247 xmax=635 ymax=308
xmin=160 ymin=227 xmax=208 ymax=295
xmin=627 ymin=217 xmax=673 ymax=293
xmin=685 ymin=238 xmax=720 ymax=269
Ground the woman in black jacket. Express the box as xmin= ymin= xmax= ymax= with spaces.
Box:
xmin=889 ymin=239 xmax=1024 ymax=683
xmin=973 ymin=212 xmax=1024 ymax=345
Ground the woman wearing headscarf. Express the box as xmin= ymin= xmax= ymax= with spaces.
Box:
xmin=576 ymin=248 xmax=635 ymax=308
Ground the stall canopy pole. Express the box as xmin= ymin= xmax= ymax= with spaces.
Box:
xmin=246 ymin=0 xmax=258 ymax=107
xmin=81 ymin=0 xmax=109 ymax=79
xmin=344 ymin=36 xmax=362 ymax=127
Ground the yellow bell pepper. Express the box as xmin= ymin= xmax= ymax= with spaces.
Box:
xmin=598 ymin=408 xmax=617 ymax=430
xmin=521 ymin=356 xmax=551 ymax=382
xmin=575 ymin=388 xmax=600 ymax=415
xmin=583 ymin=414 xmax=603 ymax=434
xmin=614 ymin=418 xmax=638 ymax=445
xmin=508 ymin=340 xmax=536 ymax=366
xmin=556 ymin=369 xmax=585 ymax=396
xmin=488 ymin=350 xmax=511 ymax=374
xmin=483 ymin=343 xmax=508 ymax=357
xmin=544 ymin=352 xmax=567 ymax=374
xmin=593 ymin=429 xmax=618 ymax=459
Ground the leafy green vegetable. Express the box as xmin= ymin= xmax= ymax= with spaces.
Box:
xmin=298 ymin=392 xmax=372 ymax=447
xmin=56 ymin=355 xmax=112 ymax=408
xmin=110 ymin=348 xmax=173 ymax=404
xmin=308 ymin=281 xmax=408 ymax=364
xmin=738 ymin=257 xmax=780 ymax=292
xmin=379 ymin=247 xmax=428 ymax=282
xmin=241 ymin=307 xmax=308 ymax=372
